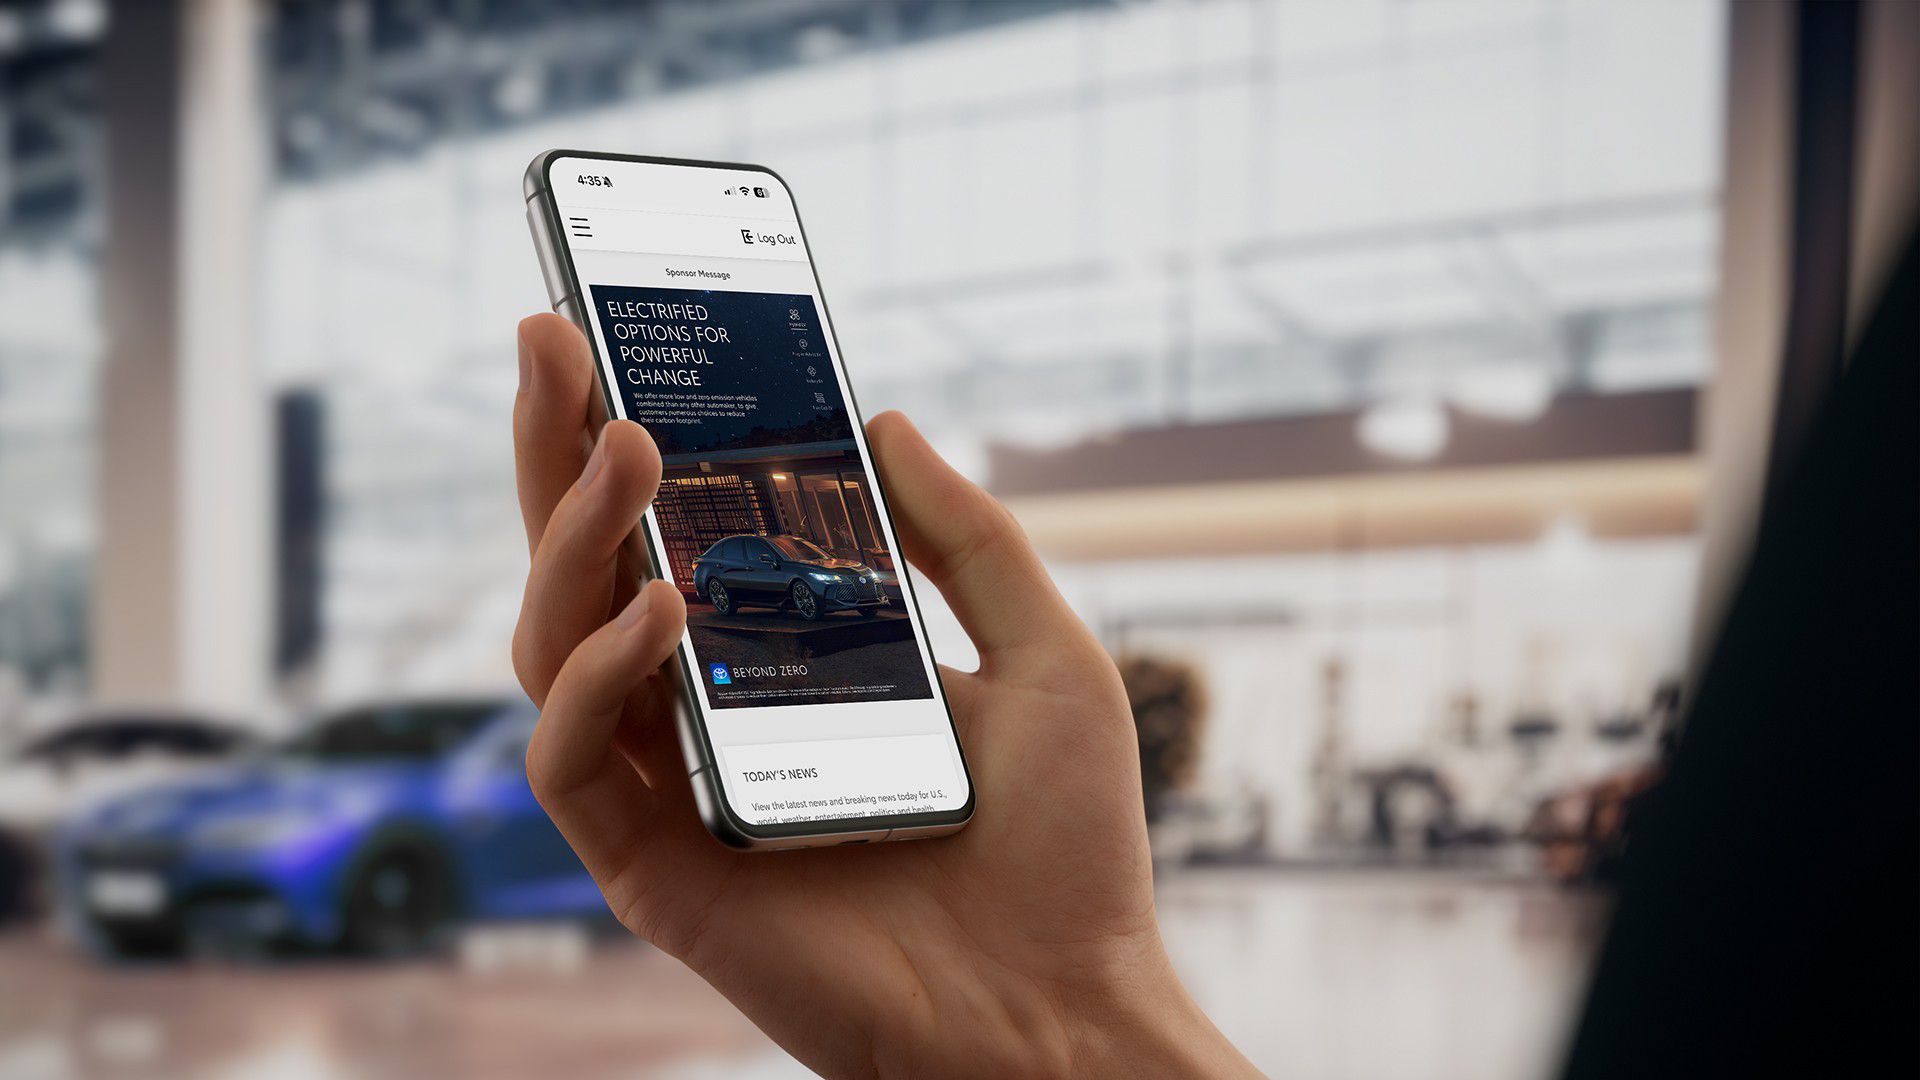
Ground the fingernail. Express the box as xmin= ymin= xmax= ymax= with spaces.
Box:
xmin=615 ymin=585 xmax=653 ymax=629
xmin=578 ymin=429 xmax=608 ymax=491
xmin=516 ymin=331 xmax=532 ymax=393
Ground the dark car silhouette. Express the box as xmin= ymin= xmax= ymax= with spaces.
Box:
xmin=691 ymin=534 xmax=888 ymax=621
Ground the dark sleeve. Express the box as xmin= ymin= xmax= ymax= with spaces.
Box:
xmin=1560 ymin=232 xmax=1918 ymax=1078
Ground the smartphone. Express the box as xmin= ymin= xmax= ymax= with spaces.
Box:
xmin=523 ymin=151 xmax=973 ymax=850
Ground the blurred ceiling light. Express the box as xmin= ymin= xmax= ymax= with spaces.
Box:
xmin=1448 ymin=362 xmax=1554 ymax=422
xmin=0 ymin=11 xmax=23 ymax=54
xmin=795 ymin=24 xmax=852 ymax=63
xmin=46 ymin=0 xmax=105 ymax=41
xmin=1358 ymin=398 xmax=1449 ymax=461
xmin=492 ymin=66 xmax=545 ymax=120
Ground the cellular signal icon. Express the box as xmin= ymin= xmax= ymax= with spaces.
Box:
xmin=723 ymin=187 xmax=734 ymax=195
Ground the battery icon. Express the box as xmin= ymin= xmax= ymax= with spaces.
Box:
xmin=752 ymin=187 xmax=768 ymax=198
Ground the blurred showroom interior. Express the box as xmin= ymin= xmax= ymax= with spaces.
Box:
xmin=0 ymin=1 xmax=1914 ymax=1078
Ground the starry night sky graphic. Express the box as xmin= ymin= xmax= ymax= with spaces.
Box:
xmin=588 ymin=284 xmax=852 ymax=461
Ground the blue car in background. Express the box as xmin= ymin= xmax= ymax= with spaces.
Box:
xmin=57 ymin=697 xmax=603 ymax=958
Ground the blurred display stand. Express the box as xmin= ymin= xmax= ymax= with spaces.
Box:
xmin=1148 ymin=786 xmax=1272 ymax=867
xmin=457 ymin=921 xmax=593 ymax=977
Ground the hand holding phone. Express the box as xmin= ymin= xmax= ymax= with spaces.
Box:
xmin=511 ymin=315 xmax=1258 ymax=1078
xmin=525 ymin=152 xmax=973 ymax=848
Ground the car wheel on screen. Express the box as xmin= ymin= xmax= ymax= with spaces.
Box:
xmin=708 ymin=579 xmax=734 ymax=615
xmin=789 ymin=581 xmax=821 ymax=621
xmin=343 ymin=845 xmax=451 ymax=958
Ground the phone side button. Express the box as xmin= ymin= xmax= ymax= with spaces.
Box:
xmin=555 ymin=295 xmax=585 ymax=328
xmin=688 ymin=765 xmax=720 ymax=824
xmin=526 ymin=203 xmax=570 ymax=306
xmin=672 ymin=701 xmax=708 ymax=776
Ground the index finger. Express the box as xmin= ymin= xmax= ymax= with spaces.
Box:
xmin=514 ymin=313 xmax=599 ymax=554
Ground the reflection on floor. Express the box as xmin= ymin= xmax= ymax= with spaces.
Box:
xmin=0 ymin=870 xmax=1606 ymax=1080
xmin=1157 ymin=870 xmax=1607 ymax=1080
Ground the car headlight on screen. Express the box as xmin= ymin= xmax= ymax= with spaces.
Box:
xmin=808 ymin=571 xmax=845 ymax=583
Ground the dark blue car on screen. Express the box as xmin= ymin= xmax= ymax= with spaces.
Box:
xmin=57 ymin=697 xmax=602 ymax=958
xmin=692 ymin=533 xmax=888 ymax=621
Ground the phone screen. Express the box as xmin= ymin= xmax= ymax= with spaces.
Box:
xmin=540 ymin=155 xmax=970 ymax=833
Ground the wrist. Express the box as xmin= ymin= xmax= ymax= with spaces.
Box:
xmin=1063 ymin=941 xmax=1262 ymax=1079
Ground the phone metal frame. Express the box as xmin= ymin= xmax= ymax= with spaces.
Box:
xmin=523 ymin=149 xmax=975 ymax=850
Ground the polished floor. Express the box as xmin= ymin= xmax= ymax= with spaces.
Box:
xmin=0 ymin=869 xmax=1606 ymax=1080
